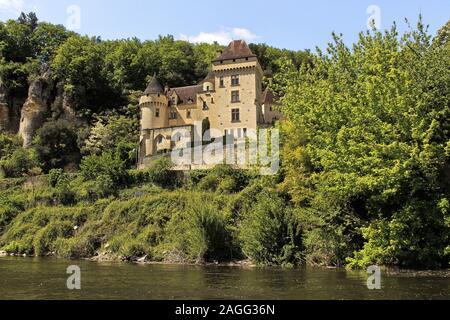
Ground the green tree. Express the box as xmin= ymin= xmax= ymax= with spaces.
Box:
xmin=278 ymin=20 xmax=450 ymax=268
xmin=32 ymin=120 xmax=80 ymax=172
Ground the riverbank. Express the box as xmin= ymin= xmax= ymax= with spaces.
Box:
xmin=1 ymin=163 xmax=449 ymax=270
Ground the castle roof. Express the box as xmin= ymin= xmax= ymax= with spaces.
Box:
xmin=262 ymin=88 xmax=276 ymax=104
xmin=213 ymin=40 xmax=257 ymax=62
xmin=168 ymin=85 xmax=203 ymax=105
xmin=201 ymin=70 xmax=215 ymax=83
xmin=144 ymin=74 xmax=164 ymax=95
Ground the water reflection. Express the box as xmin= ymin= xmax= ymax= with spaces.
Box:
xmin=0 ymin=257 xmax=448 ymax=300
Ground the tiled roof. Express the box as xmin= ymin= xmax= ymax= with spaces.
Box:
xmin=144 ymin=75 xmax=164 ymax=95
xmin=201 ymin=70 xmax=215 ymax=83
xmin=169 ymin=85 xmax=203 ymax=105
xmin=213 ymin=40 xmax=257 ymax=62
xmin=262 ymin=88 xmax=275 ymax=104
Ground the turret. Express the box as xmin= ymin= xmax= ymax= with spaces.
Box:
xmin=201 ymin=70 xmax=215 ymax=92
xmin=140 ymin=74 xmax=168 ymax=130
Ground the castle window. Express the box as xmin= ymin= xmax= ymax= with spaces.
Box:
xmin=231 ymin=90 xmax=240 ymax=103
xmin=203 ymin=101 xmax=209 ymax=110
xmin=232 ymin=109 xmax=240 ymax=122
xmin=219 ymin=76 xmax=224 ymax=87
xmin=187 ymin=110 xmax=191 ymax=118
xmin=169 ymin=110 xmax=177 ymax=120
xmin=231 ymin=75 xmax=240 ymax=86
xmin=155 ymin=108 xmax=160 ymax=118
xmin=211 ymin=97 xmax=214 ymax=103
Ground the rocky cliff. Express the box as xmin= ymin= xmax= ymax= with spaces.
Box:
xmin=18 ymin=70 xmax=53 ymax=147
xmin=0 ymin=79 xmax=9 ymax=132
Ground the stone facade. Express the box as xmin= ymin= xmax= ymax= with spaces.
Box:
xmin=138 ymin=40 xmax=283 ymax=170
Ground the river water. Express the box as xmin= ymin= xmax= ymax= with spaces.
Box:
xmin=0 ymin=257 xmax=448 ymax=300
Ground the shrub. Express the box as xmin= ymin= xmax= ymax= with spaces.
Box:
xmin=0 ymin=148 xmax=40 ymax=178
xmin=146 ymin=157 xmax=173 ymax=187
xmin=239 ymin=190 xmax=302 ymax=266
xmin=32 ymin=119 xmax=80 ymax=172
xmin=177 ymin=199 xmax=236 ymax=262
xmin=346 ymin=199 xmax=450 ymax=269
xmin=80 ymin=152 xmax=129 ymax=187
xmin=33 ymin=221 xmax=74 ymax=256
xmin=48 ymin=168 xmax=65 ymax=187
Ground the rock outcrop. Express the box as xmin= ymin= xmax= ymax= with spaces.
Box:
xmin=18 ymin=70 xmax=53 ymax=147
xmin=0 ymin=79 xmax=9 ymax=132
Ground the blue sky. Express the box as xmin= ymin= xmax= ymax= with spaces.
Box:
xmin=1 ymin=0 xmax=449 ymax=50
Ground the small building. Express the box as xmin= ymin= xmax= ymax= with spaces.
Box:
xmin=138 ymin=40 xmax=282 ymax=170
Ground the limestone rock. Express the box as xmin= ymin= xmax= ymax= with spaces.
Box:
xmin=18 ymin=70 xmax=53 ymax=147
xmin=0 ymin=79 xmax=9 ymax=132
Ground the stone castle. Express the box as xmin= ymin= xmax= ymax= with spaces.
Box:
xmin=138 ymin=40 xmax=282 ymax=170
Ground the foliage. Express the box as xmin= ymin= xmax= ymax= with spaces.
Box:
xmin=32 ymin=120 xmax=80 ymax=172
xmin=278 ymin=19 xmax=450 ymax=268
xmin=239 ymin=190 xmax=302 ymax=266
xmin=145 ymin=157 xmax=174 ymax=187
xmin=79 ymin=152 xmax=129 ymax=187
xmin=0 ymin=147 xmax=39 ymax=178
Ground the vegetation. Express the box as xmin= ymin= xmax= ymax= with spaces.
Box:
xmin=0 ymin=13 xmax=449 ymax=269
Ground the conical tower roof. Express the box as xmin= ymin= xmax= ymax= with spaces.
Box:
xmin=201 ymin=70 xmax=215 ymax=83
xmin=144 ymin=74 xmax=164 ymax=95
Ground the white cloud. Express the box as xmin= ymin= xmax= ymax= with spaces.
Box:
xmin=0 ymin=0 xmax=25 ymax=14
xmin=179 ymin=27 xmax=260 ymax=45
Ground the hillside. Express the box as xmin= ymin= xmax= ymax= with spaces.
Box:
xmin=0 ymin=14 xmax=449 ymax=269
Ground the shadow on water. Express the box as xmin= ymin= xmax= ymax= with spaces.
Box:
xmin=0 ymin=257 xmax=448 ymax=300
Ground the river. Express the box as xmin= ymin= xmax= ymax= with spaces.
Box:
xmin=0 ymin=257 xmax=448 ymax=300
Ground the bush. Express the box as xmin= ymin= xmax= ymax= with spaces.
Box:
xmin=80 ymin=152 xmax=129 ymax=187
xmin=33 ymin=221 xmax=74 ymax=256
xmin=0 ymin=133 xmax=22 ymax=159
xmin=48 ymin=169 xmax=65 ymax=187
xmin=180 ymin=200 xmax=235 ymax=262
xmin=146 ymin=157 xmax=173 ymax=187
xmin=32 ymin=119 xmax=80 ymax=172
xmin=194 ymin=165 xmax=252 ymax=193
xmin=346 ymin=199 xmax=450 ymax=269
xmin=239 ymin=190 xmax=302 ymax=266
xmin=0 ymin=148 xmax=40 ymax=178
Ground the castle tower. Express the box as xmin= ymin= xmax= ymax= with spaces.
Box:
xmin=211 ymin=40 xmax=264 ymax=135
xmin=139 ymin=74 xmax=168 ymax=160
